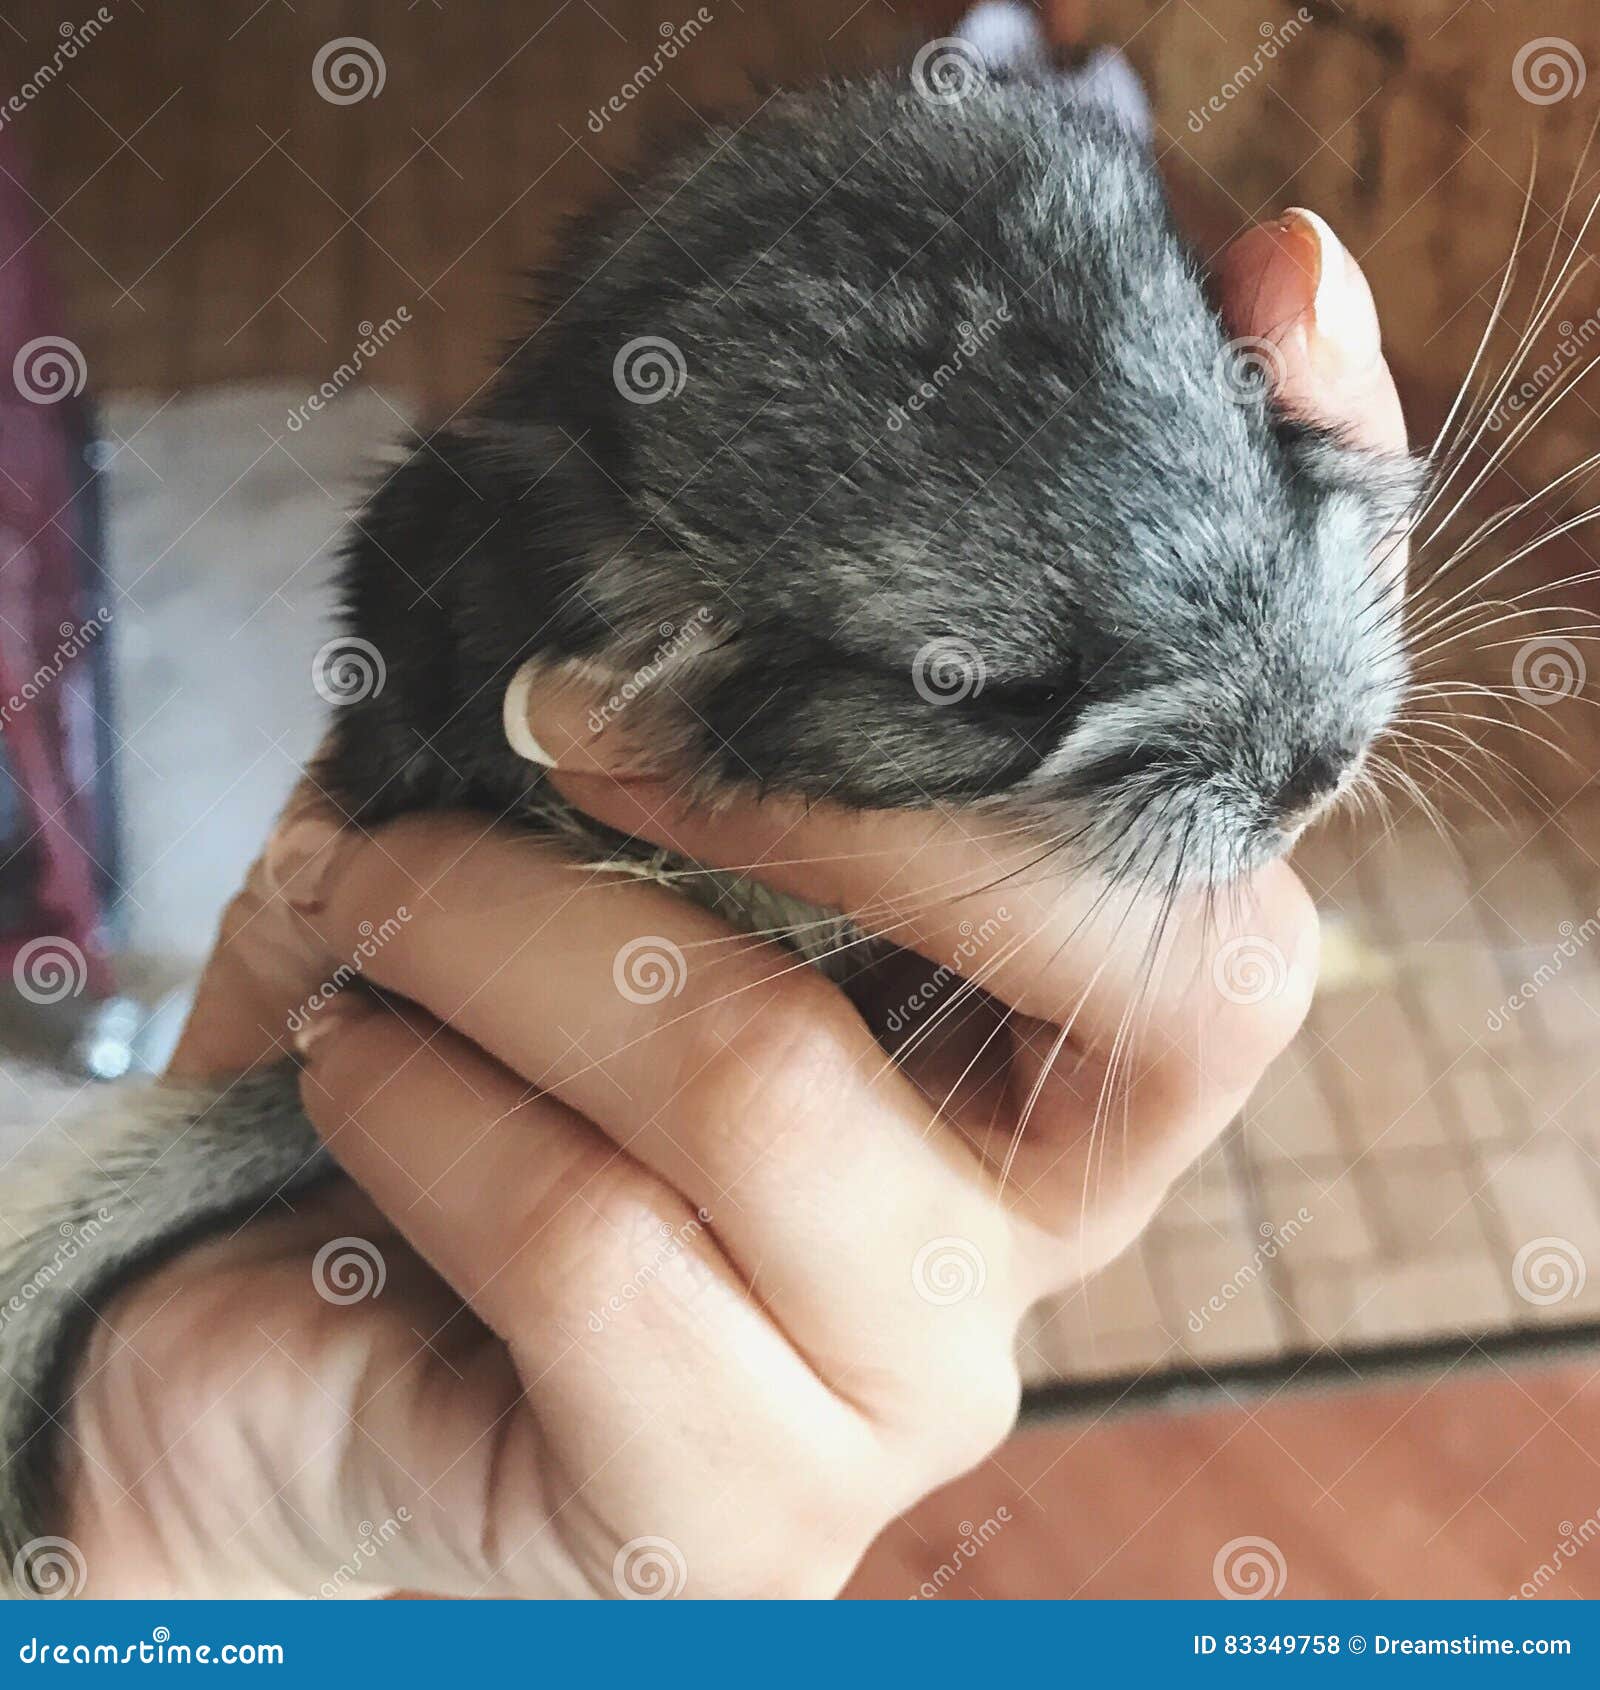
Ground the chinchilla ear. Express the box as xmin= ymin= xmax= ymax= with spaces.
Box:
xmin=955 ymin=3 xmax=1050 ymax=73
xmin=344 ymin=417 xmax=633 ymax=657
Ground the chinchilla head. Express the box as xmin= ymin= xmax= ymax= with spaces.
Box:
xmin=343 ymin=72 xmax=1424 ymax=892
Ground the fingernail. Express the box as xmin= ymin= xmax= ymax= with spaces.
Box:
xmin=292 ymin=992 xmax=371 ymax=1063
xmin=503 ymin=655 xmax=659 ymax=779
xmin=503 ymin=657 xmax=560 ymax=768
xmin=264 ymin=813 xmax=345 ymax=913
xmin=1283 ymin=207 xmax=1382 ymax=382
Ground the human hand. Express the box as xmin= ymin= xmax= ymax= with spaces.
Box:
xmin=58 ymin=210 xmax=1401 ymax=1600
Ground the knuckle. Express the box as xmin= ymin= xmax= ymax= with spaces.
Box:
xmin=962 ymin=1354 xmax=1024 ymax=1461
xmin=295 ymin=1010 xmax=409 ymax=1134
xmin=323 ymin=819 xmax=429 ymax=928
xmin=530 ymin=1166 xmax=710 ymax=1336
xmin=1191 ymin=865 xmax=1319 ymax=1089
xmin=1247 ymin=866 xmax=1321 ymax=1056
xmin=927 ymin=1346 xmax=1023 ymax=1474
xmin=671 ymin=957 xmax=863 ymax=1148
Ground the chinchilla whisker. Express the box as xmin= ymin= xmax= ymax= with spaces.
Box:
xmin=1347 ymin=760 xmax=1397 ymax=840
xmin=1414 ymin=477 xmax=1600 ymax=607
xmin=1403 ymin=607 xmax=1600 ymax=669
xmin=1404 ymin=524 xmax=1600 ymax=650
xmin=1368 ymin=756 xmax=1458 ymax=847
xmin=1464 ymin=625 xmax=1600 ymax=651
xmin=1402 ymin=586 xmax=1600 ymax=677
xmin=1425 ymin=153 xmax=1540 ymax=468
xmin=996 ymin=803 xmax=1188 ymax=1196
xmin=883 ymin=930 xmax=1038 ymax=1082
xmin=935 ymin=931 xmax=1112 ymax=1174
xmin=1380 ymin=732 xmax=1519 ymax=821
xmin=1407 ymin=703 xmax=1585 ymax=764
xmin=1413 ymin=441 xmax=1600 ymax=596
xmin=1414 ymin=170 xmax=1600 ymax=544
xmin=1440 ymin=142 xmax=1600 ymax=453
xmin=1407 ymin=588 xmax=1600 ymax=647
xmin=1418 ymin=306 xmax=1600 ymax=556
xmin=1081 ymin=866 xmax=1181 ymax=1227
xmin=1391 ymin=702 xmax=1535 ymax=764
xmin=1416 ymin=729 xmax=1536 ymax=796
xmin=1430 ymin=538 xmax=1600 ymax=615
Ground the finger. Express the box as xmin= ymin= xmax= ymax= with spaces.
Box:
xmin=265 ymin=811 xmax=1018 ymax=1412
xmin=1214 ymin=207 xmax=1407 ymax=454
xmin=295 ymin=992 xmax=1008 ymax=1525
xmin=499 ymin=670 xmax=1316 ymax=1090
xmin=294 ymin=993 xmax=791 ymax=1380
xmin=165 ymin=764 xmax=356 ymax=1082
xmin=291 ymin=992 xmax=893 ymax=1594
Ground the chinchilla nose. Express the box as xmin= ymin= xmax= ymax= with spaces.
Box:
xmin=1273 ymin=745 xmax=1353 ymax=822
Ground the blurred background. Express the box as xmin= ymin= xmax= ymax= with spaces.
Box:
xmin=2 ymin=0 xmax=1600 ymax=1598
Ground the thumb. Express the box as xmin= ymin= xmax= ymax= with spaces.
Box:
xmin=1214 ymin=207 xmax=1408 ymax=455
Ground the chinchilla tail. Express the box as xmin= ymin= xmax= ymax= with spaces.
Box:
xmin=0 ymin=1065 xmax=332 ymax=1596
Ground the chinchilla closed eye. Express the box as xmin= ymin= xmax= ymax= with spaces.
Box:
xmin=0 ymin=13 xmax=1432 ymax=1588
